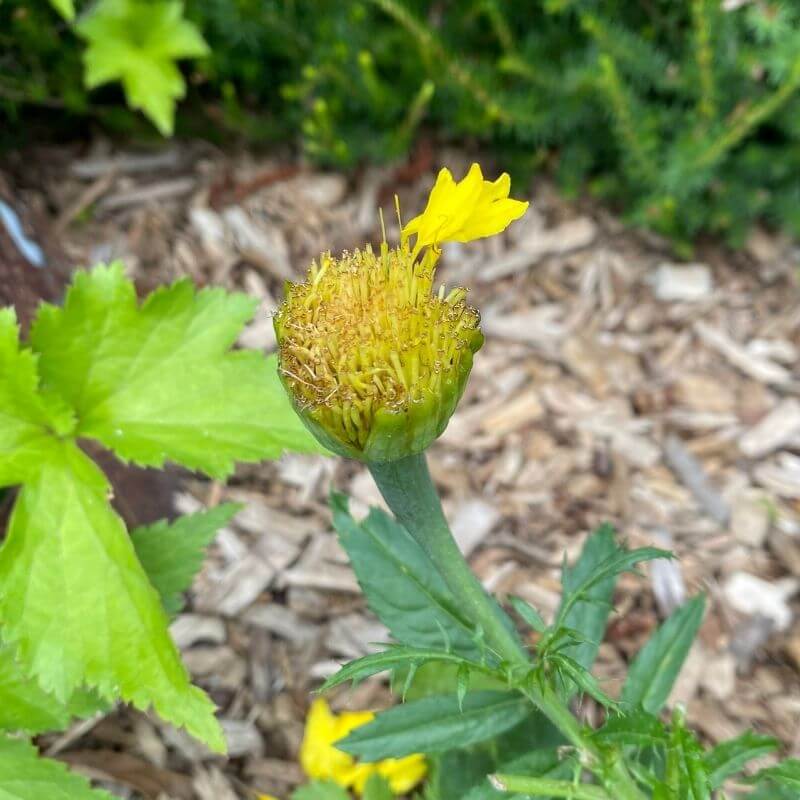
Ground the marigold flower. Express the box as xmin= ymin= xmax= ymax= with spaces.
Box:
xmin=274 ymin=163 xmax=527 ymax=463
xmin=274 ymin=244 xmax=483 ymax=462
xmin=299 ymin=699 xmax=427 ymax=796
xmin=402 ymin=163 xmax=528 ymax=254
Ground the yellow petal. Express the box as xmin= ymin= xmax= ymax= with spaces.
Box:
xmin=376 ymin=754 xmax=428 ymax=794
xmin=403 ymin=163 xmax=528 ymax=253
xmin=300 ymin=699 xmax=359 ymax=785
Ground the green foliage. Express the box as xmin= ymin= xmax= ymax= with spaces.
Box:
xmin=0 ymin=263 xmax=324 ymax=768
xmin=338 ymin=691 xmax=533 ymax=761
xmin=0 ymin=737 xmax=114 ymax=799
xmin=131 ymin=503 xmax=242 ymax=615
xmin=621 ymin=595 xmax=706 ymax=714
xmin=6 ymin=1 xmax=800 ymax=244
xmin=291 ymin=782 xmax=351 ymax=800
xmin=76 ymin=0 xmax=208 ymax=135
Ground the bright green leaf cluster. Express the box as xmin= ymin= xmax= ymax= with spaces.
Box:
xmin=0 ymin=263 xmax=324 ymax=762
xmin=76 ymin=0 xmax=208 ymax=134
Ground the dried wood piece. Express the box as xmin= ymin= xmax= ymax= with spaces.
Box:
xmin=170 ymin=614 xmax=227 ymax=649
xmin=739 ymin=398 xmax=800 ymax=458
xmin=196 ymin=557 xmax=276 ymax=616
xmin=653 ymin=263 xmax=713 ymax=302
xmin=99 ymin=177 xmax=197 ymax=211
xmin=723 ymin=571 xmax=798 ymax=631
xmin=448 ymin=498 xmax=501 ymax=557
xmin=481 ymin=388 xmax=545 ymax=435
xmin=694 ymin=321 xmax=793 ymax=385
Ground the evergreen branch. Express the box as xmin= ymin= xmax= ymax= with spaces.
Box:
xmin=597 ymin=53 xmax=657 ymax=184
xmin=691 ymin=0 xmax=717 ymax=121
xmin=481 ymin=0 xmax=516 ymax=55
xmin=694 ymin=59 xmax=800 ymax=171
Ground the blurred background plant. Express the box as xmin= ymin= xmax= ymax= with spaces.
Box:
xmin=3 ymin=0 xmax=800 ymax=250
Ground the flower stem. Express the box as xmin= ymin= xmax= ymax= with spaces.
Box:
xmin=490 ymin=774 xmax=608 ymax=799
xmin=367 ymin=452 xmax=646 ymax=800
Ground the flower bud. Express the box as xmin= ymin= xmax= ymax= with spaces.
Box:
xmin=274 ymin=243 xmax=483 ymax=463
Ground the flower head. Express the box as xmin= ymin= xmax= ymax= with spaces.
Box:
xmin=299 ymin=699 xmax=426 ymax=795
xmin=275 ymin=163 xmax=527 ymax=463
xmin=274 ymin=243 xmax=483 ymax=462
xmin=402 ymin=163 xmax=528 ymax=254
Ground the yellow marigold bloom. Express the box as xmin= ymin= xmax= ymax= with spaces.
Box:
xmin=402 ymin=163 xmax=529 ymax=254
xmin=299 ymin=699 xmax=427 ymax=796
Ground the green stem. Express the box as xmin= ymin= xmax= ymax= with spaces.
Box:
xmin=491 ymin=775 xmax=608 ymax=800
xmin=367 ymin=452 xmax=646 ymax=800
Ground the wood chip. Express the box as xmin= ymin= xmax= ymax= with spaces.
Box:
xmin=739 ymin=398 xmax=800 ymax=457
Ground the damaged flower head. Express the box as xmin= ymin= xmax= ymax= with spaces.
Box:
xmin=275 ymin=163 xmax=528 ymax=462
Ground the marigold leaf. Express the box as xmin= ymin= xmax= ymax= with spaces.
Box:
xmin=704 ymin=731 xmax=780 ymax=789
xmin=290 ymin=782 xmax=350 ymax=800
xmin=48 ymin=0 xmax=75 ymax=21
xmin=338 ymin=691 xmax=531 ymax=761
xmin=621 ymin=595 xmax=706 ymax=714
xmin=0 ymin=440 xmax=224 ymax=752
xmin=30 ymin=263 xmax=324 ymax=479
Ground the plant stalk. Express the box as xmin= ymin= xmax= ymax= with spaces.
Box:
xmin=368 ymin=452 xmax=646 ymax=800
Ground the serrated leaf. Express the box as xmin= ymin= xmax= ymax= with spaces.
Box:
xmin=363 ymin=774 xmax=394 ymax=800
xmin=550 ymin=653 xmax=618 ymax=709
xmin=704 ymin=731 xmax=780 ymax=789
xmin=49 ymin=0 xmax=75 ymax=20
xmin=556 ymin=524 xmax=618 ymax=671
xmin=0 ymin=440 xmax=224 ymax=752
xmin=322 ymin=646 xmax=491 ymax=693
xmin=510 ymin=596 xmax=547 ymax=633
xmin=749 ymin=759 xmax=800 ymax=790
xmin=0 ymin=309 xmax=71 ymax=488
xmin=30 ymin=264 xmax=324 ymax=479
xmin=593 ymin=710 xmax=668 ymax=748
xmin=670 ymin=716 xmax=712 ymax=800
xmin=331 ymin=493 xmax=482 ymax=659
xmin=0 ymin=735 xmax=113 ymax=799
xmin=76 ymin=0 xmax=209 ymax=135
xmin=338 ymin=691 xmax=532 ymax=761
xmin=290 ymin=782 xmax=351 ymax=800
xmin=0 ymin=645 xmax=107 ymax=734
xmin=621 ymin=595 xmax=706 ymax=714
xmin=132 ymin=503 xmax=241 ymax=616
xmin=558 ymin=531 xmax=671 ymax=668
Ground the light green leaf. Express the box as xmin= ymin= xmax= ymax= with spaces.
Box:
xmin=132 ymin=503 xmax=241 ymax=616
xmin=331 ymin=493 xmax=482 ymax=659
xmin=49 ymin=0 xmax=76 ymax=21
xmin=290 ymin=782 xmax=351 ymax=800
xmin=0 ymin=645 xmax=107 ymax=734
xmin=463 ymin=749 xmax=566 ymax=800
xmin=338 ymin=691 xmax=532 ymax=761
xmin=76 ymin=0 xmax=209 ymax=135
xmin=0 ymin=440 xmax=224 ymax=752
xmin=704 ymin=731 xmax=780 ymax=789
xmin=621 ymin=595 xmax=706 ymax=714
xmin=0 ymin=735 xmax=113 ymax=799
xmin=0 ymin=309 xmax=71 ymax=488
xmin=510 ymin=596 xmax=547 ymax=633
xmin=31 ymin=263 xmax=324 ymax=479
xmin=363 ymin=774 xmax=394 ymax=800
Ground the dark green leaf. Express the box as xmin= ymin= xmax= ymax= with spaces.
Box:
xmin=338 ymin=691 xmax=532 ymax=761
xmin=556 ymin=525 xmax=618 ymax=671
xmin=621 ymin=595 xmax=705 ymax=714
xmin=463 ymin=748 xmax=567 ymax=800
xmin=593 ymin=711 xmax=668 ymax=748
xmin=321 ymin=646 xmax=493 ymax=693
xmin=704 ymin=731 xmax=780 ymax=788
xmin=510 ymin=596 xmax=547 ymax=633
xmin=550 ymin=654 xmax=618 ymax=709
xmin=290 ymin=781 xmax=351 ymax=800
xmin=331 ymin=493 xmax=481 ymax=658
xmin=132 ymin=503 xmax=241 ymax=616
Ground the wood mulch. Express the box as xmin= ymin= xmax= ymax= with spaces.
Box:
xmin=2 ymin=140 xmax=799 ymax=798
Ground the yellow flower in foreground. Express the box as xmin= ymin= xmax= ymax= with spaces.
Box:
xmin=300 ymin=698 xmax=427 ymax=796
xmin=402 ymin=162 xmax=528 ymax=254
